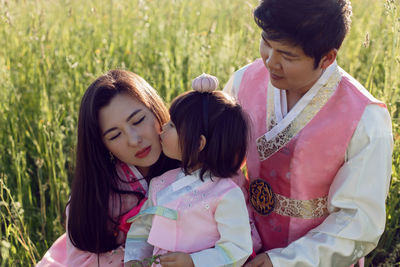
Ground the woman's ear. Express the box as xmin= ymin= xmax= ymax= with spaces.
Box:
xmin=199 ymin=135 xmax=207 ymax=152
xmin=320 ymin=48 xmax=337 ymax=69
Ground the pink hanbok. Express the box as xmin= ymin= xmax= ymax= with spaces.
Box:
xmin=36 ymin=162 xmax=147 ymax=267
xmin=224 ymin=59 xmax=393 ymax=267
xmin=124 ymin=168 xmax=253 ymax=267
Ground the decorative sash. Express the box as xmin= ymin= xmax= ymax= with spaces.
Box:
xmin=127 ymin=206 xmax=178 ymax=223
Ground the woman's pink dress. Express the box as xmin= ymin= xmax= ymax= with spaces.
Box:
xmin=36 ymin=162 xmax=147 ymax=267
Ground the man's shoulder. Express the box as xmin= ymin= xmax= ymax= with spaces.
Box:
xmin=234 ymin=58 xmax=265 ymax=76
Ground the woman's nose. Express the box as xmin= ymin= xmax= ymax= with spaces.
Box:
xmin=127 ymin=130 xmax=142 ymax=146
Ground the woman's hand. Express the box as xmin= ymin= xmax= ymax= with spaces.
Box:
xmin=159 ymin=252 xmax=194 ymax=267
xmin=244 ymin=253 xmax=273 ymax=267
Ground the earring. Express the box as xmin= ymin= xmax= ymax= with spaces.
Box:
xmin=109 ymin=151 xmax=115 ymax=162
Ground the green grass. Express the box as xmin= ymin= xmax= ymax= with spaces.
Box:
xmin=0 ymin=0 xmax=399 ymax=265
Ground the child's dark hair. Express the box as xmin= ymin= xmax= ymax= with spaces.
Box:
xmin=169 ymin=90 xmax=249 ymax=180
xmin=254 ymin=0 xmax=352 ymax=68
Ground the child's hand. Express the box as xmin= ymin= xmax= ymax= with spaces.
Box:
xmin=159 ymin=252 xmax=194 ymax=267
xmin=124 ymin=260 xmax=143 ymax=267
xmin=244 ymin=253 xmax=273 ymax=267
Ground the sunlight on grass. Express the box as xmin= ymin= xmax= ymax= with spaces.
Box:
xmin=0 ymin=0 xmax=399 ymax=265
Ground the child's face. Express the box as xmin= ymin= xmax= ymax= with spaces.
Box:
xmin=160 ymin=120 xmax=182 ymax=161
xmin=259 ymin=31 xmax=325 ymax=96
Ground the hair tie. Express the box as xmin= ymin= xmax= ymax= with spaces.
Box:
xmin=191 ymin=73 xmax=219 ymax=137
xmin=191 ymin=73 xmax=219 ymax=93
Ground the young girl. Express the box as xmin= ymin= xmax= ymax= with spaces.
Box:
xmin=124 ymin=74 xmax=253 ymax=266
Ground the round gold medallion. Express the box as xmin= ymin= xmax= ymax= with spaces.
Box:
xmin=249 ymin=179 xmax=275 ymax=216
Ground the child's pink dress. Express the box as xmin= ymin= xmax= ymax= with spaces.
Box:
xmin=124 ymin=168 xmax=253 ymax=267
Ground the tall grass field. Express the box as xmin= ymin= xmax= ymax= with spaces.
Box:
xmin=0 ymin=0 xmax=399 ymax=265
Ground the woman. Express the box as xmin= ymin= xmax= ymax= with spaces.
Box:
xmin=37 ymin=70 xmax=179 ymax=266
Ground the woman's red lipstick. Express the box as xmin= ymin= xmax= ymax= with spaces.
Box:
xmin=136 ymin=146 xmax=151 ymax=158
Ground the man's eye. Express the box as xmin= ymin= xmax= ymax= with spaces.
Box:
xmin=133 ymin=116 xmax=145 ymax=125
xmin=109 ymin=132 xmax=121 ymax=140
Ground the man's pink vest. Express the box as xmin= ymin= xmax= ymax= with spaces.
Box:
xmin=146 ymin=168 xmax=238 ymax=253
xmin=238 ymin=59 xmax=383 ymax=250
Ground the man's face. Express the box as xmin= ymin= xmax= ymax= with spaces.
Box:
xmin=259 ymin=31 xmax=325 ymax=96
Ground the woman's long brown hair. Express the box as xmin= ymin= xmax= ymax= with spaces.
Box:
xmin=68 ymin=70 xmax=178 ymax=253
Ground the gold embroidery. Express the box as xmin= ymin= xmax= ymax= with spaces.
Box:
xmin=249 ymin=179 xmax=329 ymax=219
xmin=249 ymin=179 xmax=275 ymax=216
xmin=257 ymin=67 xmax=342 ymax=161
xmin=274 ymin=194 xmax=329 ymax=219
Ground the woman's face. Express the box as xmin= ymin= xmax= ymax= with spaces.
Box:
xmin=99 ymin=93 xmax=162 ymax=176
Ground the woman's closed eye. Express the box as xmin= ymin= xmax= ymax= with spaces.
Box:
xmin=132 ymin=116 xmax=145 ymax=125
xmin=109 ymin=132 xmax=121 ymax=141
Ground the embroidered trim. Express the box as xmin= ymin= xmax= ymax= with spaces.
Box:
xmin=257 ymin=67 xmax=342 ymax=161
xmin=249 ymin=178 xmax=329 ymax=219
xmin=274 ymin=194 xmax=329 ymax=219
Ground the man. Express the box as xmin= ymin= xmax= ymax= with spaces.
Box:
xmin=223 ymin=0 xmax=393 ymax=266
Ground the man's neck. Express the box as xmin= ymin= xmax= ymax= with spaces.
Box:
xmin=285 ymin=70 xmax=325 ymax=111
xmin=286 ymin=90 xmax=305 ymax=111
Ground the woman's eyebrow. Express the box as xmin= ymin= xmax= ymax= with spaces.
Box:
xmin=125 ymin=109 xmax=142 ymax=122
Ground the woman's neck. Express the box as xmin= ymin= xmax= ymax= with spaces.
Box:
xmin=136 ymin=166 xmax=150 ymax=177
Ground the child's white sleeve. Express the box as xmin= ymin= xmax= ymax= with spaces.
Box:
xmin=124 ymin=198 xmax=154 ymax=263
xmin=190 ymin=187 xmax=253 ymax=266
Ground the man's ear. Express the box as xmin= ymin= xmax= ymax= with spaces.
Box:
xmin=320 ymin=49 xmax=337 ymax=69
xmin=199 ymin=135 xmax=207 ymax=152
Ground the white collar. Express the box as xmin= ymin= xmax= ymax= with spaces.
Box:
xmin=270 ymin=61 xmax=338 ymax=126
xmin=265 ymin=60 xmax=338 ymax=140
